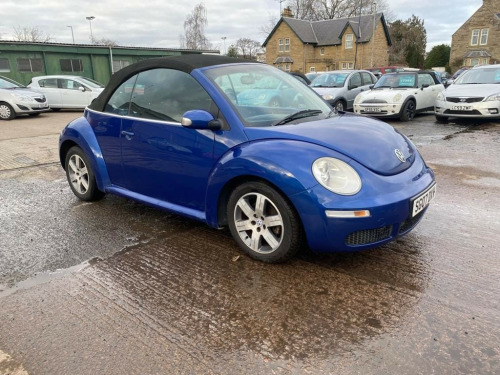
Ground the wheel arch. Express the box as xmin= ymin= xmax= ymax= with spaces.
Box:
xmin=59 ymin=117 xmax=111 ymax=191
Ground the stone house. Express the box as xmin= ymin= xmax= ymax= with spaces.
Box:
xmin=450 ymin=0 xmax=500 ymax=70
xmin=262 ymin=8 xmax=391 ymax=73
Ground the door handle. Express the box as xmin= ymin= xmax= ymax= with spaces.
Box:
xmin=121 ymin=130 xmax=134 ymax=139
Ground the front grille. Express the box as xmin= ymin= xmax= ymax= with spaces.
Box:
xmin=444 ymin=109 xmax=482 ymax=115
xmin=362 ymin=99 xmax=388 ymax=103
xmin=398 ymin=210 xmax=425 ymax=234
xmin=34 ymin=97 xmax=46 ymax=103
xmin=346 ymin=225 xmax=392 ymax=246
xmin=446 ymin=97 xmax=483 ymax=103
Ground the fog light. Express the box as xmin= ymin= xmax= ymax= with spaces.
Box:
xmin=326 ymin=210 xmax=371 ymax=218
xmin=488 ymin=108 xmax=498 ymax=114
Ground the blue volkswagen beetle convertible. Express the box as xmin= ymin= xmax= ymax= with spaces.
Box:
xmin=59 ymin=55 xmax=436 ymax=263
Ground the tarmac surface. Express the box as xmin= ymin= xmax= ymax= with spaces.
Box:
xmin=0 ymin=110 xmax=499 ymax=374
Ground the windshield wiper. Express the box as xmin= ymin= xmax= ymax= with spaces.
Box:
xmin=273 ymin=109 xmax=323 ymax=126
xmin=374 ymin=85 xmax=393 ymax=89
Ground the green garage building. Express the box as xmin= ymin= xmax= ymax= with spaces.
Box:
xmin=0 ymin=41 xmax=218 ymax=85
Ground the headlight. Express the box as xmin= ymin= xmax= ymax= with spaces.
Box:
xmin=312 ymin=157 xmax=361 ymax=195
xmin=354 ymin=95 xmax=362 ymax=104
xmin=13 ymin=94 xmax=35 ymax=102
xmin=322 ymin=95 xmax=334 ymax=101
xmin=392 ymin=94 xmax=402 ymax=102
xmin=436 ymin=92 xmax=445 ymax=101
xmin=485 ymin=92 xmax=500 ymax=101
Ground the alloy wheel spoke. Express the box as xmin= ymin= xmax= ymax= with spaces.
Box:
xmin=236 ymin=219 xmax=254 ymax=232
xmin=265 ymin=214 xmax=282 ymax=228
xmin=254 ymin=194 xmax=266 ymax=216
xmin=262 ymin=229 xmax=280 ymax=249
xmin=237 ymin=199 xmax=255 ymax=219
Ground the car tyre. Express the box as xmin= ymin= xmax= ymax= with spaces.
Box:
xmin=0 ymin=102 xmax=16 ymax=120
xmin=400 ymin=100 xmax=416 ymax=121
xmin=227 ymin=182 xmax=303 ymax=263
xmin=333 ymin=99 xmax=346 ymax=112
xmin=435 ymin=115 xmax=449 ymax=123
xmin=65 ymin=146 xmax=105 ymax=201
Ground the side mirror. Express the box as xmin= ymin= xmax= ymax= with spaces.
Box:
xmin=369 ymin=84 xmax=374 ymax=89
xmin=421 ymin=84 xmax=430 ymax=90
xmin=78 ymin=86 xmax=86 ymax=92
xmin=181 ymin=110 xmax=222 ymax=130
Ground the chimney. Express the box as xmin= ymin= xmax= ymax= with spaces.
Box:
xmin=282 ymin=6 xmax=294 ymax=18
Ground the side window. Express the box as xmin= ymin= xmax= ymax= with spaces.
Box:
xmin=59 ymin=79 xmax=83 ymax=90
xmin=104 ymin=75 xmax=138 ymax=115
xmin=40 ymin=78 xmax=58 ymax=88
xmin=129 ymin=68 xmax=213 ymax=123
xmin=418 ymin=74 xmax=434 ymax=87
xmin=349 ymin=73 xmax=362 ymax=88
xmin=361 ymin=72 xmax=374 ymax=85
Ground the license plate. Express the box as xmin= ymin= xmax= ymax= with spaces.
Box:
xmin=451 ymin=105 xmax=472 ymax=111
xmin=411 ymin=183 xmax=437 ymax=217
xmin=364 ymin=107 xmax=382 ymax=112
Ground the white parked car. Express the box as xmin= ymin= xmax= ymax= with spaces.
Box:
xmin=310 ymin=70 xmax=377 ymax=111
xmin=28 ymin=75 xmax=104 ymax=110
xmin=435 ymin=64 xmax=500 ymax=122
xmin=0 ymin=75 xmax=49 ymax=120
xmin=354 ymin=71 xmax=445 ymax=121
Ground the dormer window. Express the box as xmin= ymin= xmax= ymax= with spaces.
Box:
xmin=345 ymin=34 xmax=353 ymax=49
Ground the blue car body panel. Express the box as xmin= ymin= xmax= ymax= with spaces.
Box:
xmin=59 ymin=59 xmax=436 ymax=254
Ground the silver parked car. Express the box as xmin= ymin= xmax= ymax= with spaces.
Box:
xmin=0 ymin=75 xmax=49 ymax=120
xmin=28 ymin=75 xmax=104 ymax=111
xmin=435 ymin=64 xmax=500 ymax=122
xmin=310 ymin=70 xmax=378 ymax=111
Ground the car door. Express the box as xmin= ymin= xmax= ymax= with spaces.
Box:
xmin=417 ymin=73 xmax=441 ymax=110
xmin=118 ymin=68 xmax=217 ymax=212
xmin=36 ymin=78 xmax=63 ymax=108
xmin=346 ymin=73 xmax=363 ymax=109
xmin=58 ymin=78 xmax=93 ymax=108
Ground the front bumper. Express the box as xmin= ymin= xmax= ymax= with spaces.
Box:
xmin=353 ymin=102 xmax=403 ymax=117
xmin=435 ymin=99 xmax=500 ymax=118
xmin=290 ymin=152 xmax=435 ymax=253
xmin=14 ymin=100 xmax=50 ymax=114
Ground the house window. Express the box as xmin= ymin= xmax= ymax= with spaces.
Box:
xmin=341 ymin=62 xmax=354 ymax=69
xmin=0 ymin=58 xmax=10 ymax=72
xmin=17 ymin=58 xmax=43 ymax=72
xmin=471 ymin=29 xmax=479 ymax=45
xmin=60 ymin=59 xmax=83 ymax=72
xmin=482 ymin=58 xmax=489 ymax=64
xmin=480 ymin=29 xmax=489 ymax=45
xmin=112 ymin=60 xmax=130 ymax=72
xmin=470 ymin=58 xmax=479 ymax=66
xmin=320 ymin=48 xmax=325 ymax=55
xmin=284 ymin=63 xmax=290 ymax=71
xmin=345 ymin=34 xmax=353 ymax=49
xmin=285 ymin=38 xmax=290 ymax=52
xmin=278 ymin=39 xmax=283 ymax=52
xmin=310 ymin=67 xmax=316 ymax=72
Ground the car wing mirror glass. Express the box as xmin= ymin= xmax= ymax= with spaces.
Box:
xmin=181 ymin=110 xmax=222 ymax=130
xmin=79 ymin=86 xmax=85 ymax=92
xmin=421 ymin=84 xmax=429 ymax=90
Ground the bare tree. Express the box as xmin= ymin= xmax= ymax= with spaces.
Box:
xmin=235 ymin=38 xmax=262 ymax=59
xmin=13 ymin=26 xmax=53 ymax=42
xmin=183 ymin=2 xmax=211 ymax=50
xmin=259 ymin=13 xmax=279 ymax=37
xmin=91 ymin=36 xmax=118 ymax=46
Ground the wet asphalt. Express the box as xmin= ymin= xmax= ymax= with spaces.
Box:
xmin=0 ymin=111 xmax=499 ymax=374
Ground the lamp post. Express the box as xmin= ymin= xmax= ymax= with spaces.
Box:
xmin=370 ymin=2 xmax=377 ymax=67
xmin=221 ymin=36 xmax=227 ymax=55
xmin=67 ymin=26 xmax=75 ymax=44
xmin=86 ymin=16 xmax=95 ymax=42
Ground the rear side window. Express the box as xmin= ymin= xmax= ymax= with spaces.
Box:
xmin=104 ymin=76 xmax=138 ymax=115
xmin=361 ymin=72 xmax=375 ymax=85
xmin=39 ymin=78 xmax=58 ymax=88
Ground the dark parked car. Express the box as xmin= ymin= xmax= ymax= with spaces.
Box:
xmin=59 ymin=55 xmax=436 ymax=263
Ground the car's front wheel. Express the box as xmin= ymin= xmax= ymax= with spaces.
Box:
xmin=227 ymin=182 xmax=303 ymax=263
xmin=65 ymin=146 xmax=105 ymax=201
xmin=333 ymin=99 xmax=346 ymax=112
xmin=400 ymin=100 xmax=416 ymax=121
xmin=0 ymin=102 xmax=15 ymax=120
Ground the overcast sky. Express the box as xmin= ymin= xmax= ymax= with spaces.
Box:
xmin=0 ymin=0 xmax=483 ymax=52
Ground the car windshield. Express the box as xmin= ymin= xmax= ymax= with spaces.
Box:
xmin=79 ymin=77 xmax=104 ymax=88
xmin=0 ymin=76 xmax=24 ymax=89
xmin=310 ymin=73 xmax=348 ymax=88
xmin=454 ymin=67 xmax=500 ymax=85
xmin=204 ymin=64 xmax=332 ymax=127
xmin=373 ymin=73 xmax=417 ymax=88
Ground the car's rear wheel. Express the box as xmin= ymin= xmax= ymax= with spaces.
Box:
xmin=65 ymin=146 xmax=105 ymax=201
xmin=400 ymin=100 xmax=416 ymax=121
xmin=0 ymin=102 xmax=15 ymax=120
xmin=227 ymin=182 xmax=303 ymax=263
xmin=334 ymin=99 xmax=346 ymax=112
xmin=435 ymin=115 xmax=449 ymax=123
